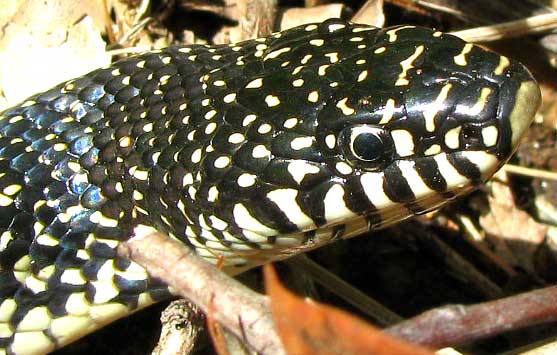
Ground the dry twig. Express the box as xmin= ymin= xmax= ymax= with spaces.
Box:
xmin=151 ymin=299 xmax=204 ymax=355
xmin=386 ymin=286 xmax=557 ymax=348
xmin=117 ymin=225 xmax=285 ymax=355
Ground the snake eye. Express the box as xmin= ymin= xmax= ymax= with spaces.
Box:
xmin=338 ymin=124 xmax=395 ymax=170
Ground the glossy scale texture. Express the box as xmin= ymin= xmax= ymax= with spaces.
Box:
xmin=0 ymin=19 xmax=541 ymax=355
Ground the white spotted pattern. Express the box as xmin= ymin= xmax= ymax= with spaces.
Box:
xmin=0 ymin=19 xmax=536 ymax=355
xmin=287 ymin=161 xmax=320 ymax=184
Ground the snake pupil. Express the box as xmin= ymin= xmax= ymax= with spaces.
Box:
xmin=353 ymin=133 xmax=383 ymax=162
xmin=339 ymin=124 xmax=394 ymax=171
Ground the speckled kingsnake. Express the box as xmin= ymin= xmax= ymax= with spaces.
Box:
xmin=0 ymin=18 xmax=541 ymax=355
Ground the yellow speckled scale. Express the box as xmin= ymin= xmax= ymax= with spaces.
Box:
xmin=0 ymin=19 xmax=540 ymax=354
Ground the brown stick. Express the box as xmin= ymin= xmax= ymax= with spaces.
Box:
xmin=151 ymin=299 xmax=204 ymax=355
xmin=117 ymin=225 xmax=285 ymax=355
xmin=386 ymin=286 xmax=557 ymax=348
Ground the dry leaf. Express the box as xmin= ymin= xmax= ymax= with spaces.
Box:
xmin=0 ymin=0 xmax=110 ymax=108
xmin=480 ymin=175 xmax=547 ymax=272
xmin=264 ymin=264 xmax=435 ymax=355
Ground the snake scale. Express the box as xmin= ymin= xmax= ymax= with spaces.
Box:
xmin=0 ymin=18 xmax=541 ymax=355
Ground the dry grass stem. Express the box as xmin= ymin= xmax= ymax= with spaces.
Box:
xmin=451 ymin=12 xmax=557 ymax=42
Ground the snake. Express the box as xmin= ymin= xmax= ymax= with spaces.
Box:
xmin=0 ymin=18 xmax=541 ymax=355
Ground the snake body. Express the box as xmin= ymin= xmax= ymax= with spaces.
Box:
xmin=0 ymin=19 xmax=541 ymax=355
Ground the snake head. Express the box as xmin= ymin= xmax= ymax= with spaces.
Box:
xmin=311 ymin=25 xmax=541 ymax=230
xmin=211 ymin=22 xmax=540 ymax=249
